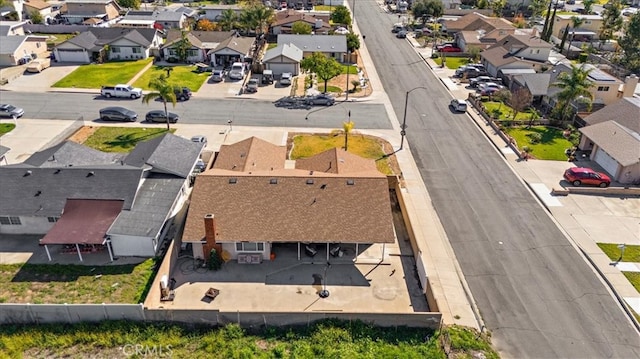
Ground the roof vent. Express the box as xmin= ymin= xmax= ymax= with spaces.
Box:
xmin=229 ymin=178 xmax=237 ymax=184
xmin=24 ymin=170 xmax=32 ymax=177
xmin=54 ymin=169 xmax=61 ymax=174
xmin=87 ymin=171 xmax=95 ymax=177
xmin=320 ymin=184 xmax=327 ymax=190
xmin=309 ymin=170 xmax=314 ymax=175
xmin=346 ymin=179 xmax=355 ymax=185
xmin=35 ymin=190 xmax=42 ymax=197
xmin=270 ymin=178 xmax=278 ymax=184
xmin=306 ymin=179 xmax=314 ymax=185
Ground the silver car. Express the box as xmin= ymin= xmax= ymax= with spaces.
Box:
xmin=305 ymin=94 xmax=335 ymax=106
xmin=0 ymin=104 xmax=24 ymax=118
xmin=280 ymin=72 xmax=292 ymax=86
xmin=211 ymin=69 xmax=224 ymax=82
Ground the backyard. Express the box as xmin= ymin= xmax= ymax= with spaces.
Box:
xmin=75 ymin=127 xmax=175 ymax=152
xmin=132 ymin=64 xmax=210 ymax=91
xmin=53 ymin=59 xmax=152 ymax=89
xmin=503 ymin=126 xmax=574 ymax=161
xmin=289 ymin=133 xmax=396 ymax=175
xmin=0 ymin=259 xmax=156 ymax=304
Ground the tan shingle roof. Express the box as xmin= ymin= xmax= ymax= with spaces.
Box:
xmin=212 ymin=137 xmax=286 ymax=172
xmin=274 ymin=10 xmax=329 ymax=26
xmin=443 ymin=12 xmax=486 ymax=31
xmin=579 ymin=121 xmax=640 ymax=166
xmin=24 ymin=0 xmax=51 ymax=10
xmin=492 ymin=34 xmax=552 ymax=49
xmin=445 ymin=12 xmax=513 ymax=33
xmin=295 ymin=148 xmax=380 ymax=175
xmin=212 ymin=36 xmax=254 ymax=54
xmin=584 ymin=97 xmax=640 ymax=133
xmin=183 ymin=140 xmax=395 ymax=244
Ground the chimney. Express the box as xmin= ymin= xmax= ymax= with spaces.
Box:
xmin=622 ymin=74 xmax=638 ymax=98
xmin=203 ymin=214 xmax=222 ymax=261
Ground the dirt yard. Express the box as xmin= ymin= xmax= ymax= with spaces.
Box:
xmin=67 ymin=126 xmax=98 ymax=144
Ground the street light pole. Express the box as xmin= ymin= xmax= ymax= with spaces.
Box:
xmin=400 ymin=86 xmax=428 ymax=151
xmin=346 ymin=50 xmax=351 ymax=101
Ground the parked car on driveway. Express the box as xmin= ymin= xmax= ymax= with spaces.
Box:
xmin=470 ymin=76 xmax=502 ymax=88
xmin=478 ymin=82 xmax=504 ymax=92
xmin=99 ymin=106 xmax=137 ymax=122
xmin=437 ymin=44 xmax=462 ymax=52
xmin=211 ymin=69 xmax=225 ymax=82
xmin=563 ymin=167 xmax=611 ymax=187
xmin=480 ymin=87 xmax=501 ymax=96
xmin=305 ymin=94 xmax=335 ymax=106
xmin=0 ymin=104 xmax=24 ymax=118
xmin=245 ymin=78 xmax=259 ymax=93
xmin=455 ymin=67 xmax=487 ymax=79
xmin=145 ymin=110 xmax=179 ymax=123
xmin=280 ymin=72 xmax=292 ymax=86
xmin=175 ymin=87 xmax=192 ymax=101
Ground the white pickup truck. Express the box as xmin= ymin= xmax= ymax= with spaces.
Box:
xmin=26 ymin=58 xmax=51 ymax=73
xmin=101 ymin=84 xmax=143 ymax=99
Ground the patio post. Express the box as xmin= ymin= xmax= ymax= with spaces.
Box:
xmin=381 ymin=243 xmax=385 ymax=262
xmin=44 ymin=244 xmax=52 ymax=261
xmin=297 ymin=242 xmax=300 ymax=261
xmin=355 ymin=243 xmax=359 ymax=262
xmin=76 ymin=243 xmax=84 ymax=262
xmin=326 ymin=243 xmax=329 ymax=261
xmin=106 ymin=241 xmax=114 ymax=262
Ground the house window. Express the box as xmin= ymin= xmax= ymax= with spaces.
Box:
xmin=168 ymin=49 xmax=177 ymax=56
xmin=36 ymin=43 xmax=41 ymax=48
xmin=597 ymin=86 xmax=609 ymax=91
xmin=132 ymin=47 xmax=141 ymax=54
xmin=112 ymin=47 xmax=120 ymax=53
xmin=235 ymin=242 xmax=265 ymax=252
xmin=187 ymin=49 xmax=198 ymax=57
xmin=0 ymin=216 xmax=22 ymax=225
xmin=47 ymin=217 xmax=59 ymax=223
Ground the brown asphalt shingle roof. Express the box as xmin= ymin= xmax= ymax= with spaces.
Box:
xmin=579 ymin=121 xmax=640 ymax=166
xmin=163 ymin=30 xmax=235 ymax=49
xmin=445 ymin=12 xmax=513 ymax=32
xmin=583 ymin=97 xmax=640 ymax=133
xmin=491 ymin=34 xmax=552 ymax=49
xmin=183 ymin=137 xmax=394 ymax=244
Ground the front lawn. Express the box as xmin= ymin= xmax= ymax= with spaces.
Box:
xmin=597 ymin=243 xmax=640 ymax=262
xmin=132 ymin=65 xmax=209 ymax=91
xmin=482 ymin=101 xmax=539 ymax=121
xmin=0 ymin=259 xmax=156 ymax=304
xmin=342 ymin=64 xmax=359 ymax=74
xmin=291 ymin=133 xmax=393 ymax=175
xmin=0 ymin=123 xmax=16 ymax=136
xmin=623 ymin=272 xmax=640 ymax=294
xmin=53 ymin=59 xmax=152 ymax=89
xmin=503 ymin=126 xmax=574 ymax=160
xmin=83 ymin=127 xmax=175 ymax=153
xmin=433 ymin=57 xmax=468 ymax=69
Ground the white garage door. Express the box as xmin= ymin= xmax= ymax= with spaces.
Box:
xmin=594 ymin=147 xmax=619 ymax=177
xmin=267 ymin=63 xmax=297 ymax=76
xmin=55 ymin=49 xmax=89 ymax=63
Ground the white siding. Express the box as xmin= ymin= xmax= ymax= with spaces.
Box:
xmin=224 ymin=242 xmax=271 ymax=260
xmin=0 ymin=216 xmax=54 ymax=234
xmin=110 ymin=234 xmax=156 ymax=257
xmin=109 ymin=38 xmax=149 ymax=61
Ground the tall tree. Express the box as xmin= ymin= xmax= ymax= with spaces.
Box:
xmin=490 ymin=0 xmax=506 ymax=17
xmin=411 ymin=0 xmax=444 ymax=23
xmin=330 ymin=5 xmax=351 ymax=26
xmin=528 ymin=0 xmax=547 ymax=19
xmin=142 ymin=75 xmax=179 ymax=130
xmin=30 ymin=10 xmax=44 ymax=24
xmin=346 ymin=32 xmax=360 ymax=53
xmin=291 ymin=21 xmax=312 ymax=34
xmin=196 ymin=19 xmax=215 ymax=31
xmin=300 ymin=52 xmax=343 ymax=93
xmin=342 ymin=120 xmax=354 ymax=151
xmin=618 ymin=12 xmax=640 ymax=73
xmin=566 ymin=16 xmax=584 ymax=55
xmin=173 ymin=31 xmax=191 ymax=63
xmin=543 ymin=6 xmax=558 ymax=41
xmin=116 ymin=0 xmax=141 ymax=9
xmin=509 ymin=88 xmax=533 ymax=120
xmin=218 ymin=9 xmax=238 ymax=31
xmin=582 ymin=0 xmax=595 ymax=14
xmin=599 ymin=0 xmax=623 ymax=47
xmin=553 ymin=65 xmax=594 ymax=121
xmin=252 ymin=5 xmax=275 ymax=35
xmin=541 ymin=0 xmax=554 ymax=40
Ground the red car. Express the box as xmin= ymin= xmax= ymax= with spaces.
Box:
xmin=438 ymin=44 xmax=462 ymax=52
xmin=563 ymin=167 xmax=611 ymax=187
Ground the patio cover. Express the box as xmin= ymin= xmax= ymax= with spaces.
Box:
xmin=40 ymin=199 xmax=124 ymax=245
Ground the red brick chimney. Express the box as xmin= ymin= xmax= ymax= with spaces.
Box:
xmin=203 ymin=214 xmax=222 ymax=262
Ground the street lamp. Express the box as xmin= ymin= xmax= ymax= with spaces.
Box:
xmin=319 ymin=261 xmax=331 ymax=298
xmin=618 ymin=244 xmax=626 ymax=262
xmin=227 ymin=120 xmax=233 ymax=132
xmin=399 ymin=86 xmax=429 ymax=150
xmin=346 ymin=50 xmax=351 ymax=101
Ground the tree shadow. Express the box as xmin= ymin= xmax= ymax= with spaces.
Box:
xmin=104 ymin=132 xmax=168 ymax=150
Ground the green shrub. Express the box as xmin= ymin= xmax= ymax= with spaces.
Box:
xmin=578 ymin=53 xmax=588 ymax=63
xmin=208 ymin=248 xmax=223 ymax=270
xmin=528 ymin=132 xmax=543 ymax=144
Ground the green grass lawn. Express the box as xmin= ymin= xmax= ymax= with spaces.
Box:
xmin=623 ymin=272 xmax=640 ymax=294
xmin=483 ymin=101 xmax=538 ymax=121
xmin=597 ymin=243 xmax=640 ymax=262
xmin=342 ymin=64 xmax=359 ymax=75
xmin=0 ymin=259 xmax=156 ymax=304
xmin=132 ymin=65 xmax=209 ymax=91
xmin=32 ymin=33 xmax=75 ymax=46
xmin=433 ymin=57 xmax=469 ymax=69
xmin=53 ymin=59 xmax=152 ymax=89
xmin=503 ymin=126 xmax=574 ymax=160
xmin=267 ymin=43 xmax=278 ymax=50
xmin=325 ymin=85 xmax=342 ymax=93
xmin=315 ymin=5 xmax=331 ymax=11
xmin=0 ymin=123 xmax=16 ymax=136
xmin=291 ymin=133 xmax=393 ymax=175
xmin=0 ymin=320 xmax=498 ymax=358
xmin=83 ymin=127 xmax=176 ymax=153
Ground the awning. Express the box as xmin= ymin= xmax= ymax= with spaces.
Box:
xmin=40 ymin=199 xmax=124 ymax=245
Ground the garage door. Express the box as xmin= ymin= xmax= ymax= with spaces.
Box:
xmin=594 ymin=147 xmax=619 ymax=177
xmin=267 ymin=63 xmax=296 ymax=76
xmin=55 ymin=49 xmax=89 ymax=63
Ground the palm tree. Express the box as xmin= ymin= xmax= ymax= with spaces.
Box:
xmin=252 ymin=5 xmax=274 ymax=35
xmin=218 ymin=9 xmax=237 ymax=31
xmin=141 ymin=75 xmax=178 ymax=130
xmin=566 ymin=16 xmax=585 ymax=56
xmin=342 ymin=120 xmax=355 ymax=151
xmin=553 ymin=65 xmax=594 ymax=121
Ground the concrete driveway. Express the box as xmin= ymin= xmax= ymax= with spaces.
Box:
xmin=196 ymin=73 xmax=295 ymax=101
xmin=1 ymin=63 xmax=79 ymax=92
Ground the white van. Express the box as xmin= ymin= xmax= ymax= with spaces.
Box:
xmin=228 ymin=62 xmax=246 ymax=80
xmin=450 ymin=99 xmax=468 ymax=112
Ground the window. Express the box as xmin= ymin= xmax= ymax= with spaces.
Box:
xmin=168 ymin=49 xmax=177 ymax=56
xmin=0 ymin=216 xmax=21 ymax=225
xmin=597 ymin=86 xmax=609 ymax=91
xmin=270 ymin=178 xmax=278 ymax=184
xmin=132 ymin=47 xmax=141 ymax=54
xmin=187 ymin=49 xmax=198 ymax=57
xmin=111 ymin=47 xmax=120 ymax=53
xmin=47 ymin=217 xmax=59 ymax=223
xmin=235 ymin=242 xmax=265 ymax=252
xmin=584 ymin=20 xmax=591 ymax=24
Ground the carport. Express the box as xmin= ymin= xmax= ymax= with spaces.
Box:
xmin=39 ymin=199 xmax=123 ymax=262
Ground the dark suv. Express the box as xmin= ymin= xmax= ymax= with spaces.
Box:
xmin=175 ymin=87 xmax=192 ymax=101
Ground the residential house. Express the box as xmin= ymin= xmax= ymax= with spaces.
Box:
xmin=54 ymin=27 xmax=162 ymax=63
xmin=161 ymin=30 xmax=236 ymax=64
xmin=0 ymin=20 xmax=27 ymax=36
xmin=0 ymin=34 xmax=47 ymax=66
xmin=263 ymin=42 xmax=303 ymax=75
xmin=480 ymin=34 xmax=552 ymax=78
xmin=208 ymin=35 xmax=255 ymax=67
xmin=182 ymin=136 xmax=395 ymax=263
xmin=1 ymin=0 xmax=24 ymax=21
xmin=120 ymin=8 xmax=196 ymax=31
xmin=457 ymin=28 xmax=539 ymax=52
xmin=270 ymin=10 xmax=331 ymax=35
xmin=200 ymin=4 xmax=242 ymax=22
xmin=510 ymin=73 xmax=551 ymax=105
xmin=62 ymin=0 xmax=122 ymax=25
xmin=277 ymin=34 xmax=347 ymax=62
xmin=0 ymin=134 xmax=204 ymax=260
xmin=577 ymin=96 xmax=640 ymax=184
xmin=552 ymin=14 xmax=603 ymax=40
xmin=441 ymin=12 xmax=514 ymax=35
xmin=22 ymin=0 xmax=52 ymax=24
xmin=543 ymin=63 xmax=624 ymax=112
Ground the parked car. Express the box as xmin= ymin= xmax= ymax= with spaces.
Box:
xmin=392 ymin=23 xmax=405 ymax=33
xmin=191 ymin=135 xmax=207 ymax=145
xmin=455 ymin=66 xmax=487 ymax=78
xmin=26 ymin=58 xmax=51 ymax=73
xmin=174 ymin=87 xmax=192 ymax=101
xmin=280 ymin=72 xmax=293 ymax=86
xmin=480 ymin=87 xmax=501 ymax=96
xmin=0 ymin=104 xmax=24 ymax=118
xmin=478 ymin=82 xmax=504 ymax=92
xmin=438 ymin=44 xmax=462 ymax=52
xmin=101 ymin=84 xmax=142 ymax=99
xmin=449 ymin=99 xmax=468 ymax=112
xmin=245 ymin=78 xmax=259 ymax=93
xmin=99 ymin=106 xmax=137 ymax=122
xmin=228 ymin=62 xmax=246 ymax=80
xmin=563 ymin=167 xmax=611 ymax=187
xmin=145 ymin=110 xmax=179 ymax=123
xmin=211 ymin=69 xmax=225 ymax=82
xmin=470 ymin=76 xmax=502 ymax=88
xmin=396 ymin=30 xmax=408 ymax=38
xmin=262 ymin=69 xmax=274 ymax=84
xmin=305 ymin=94 xmax=335 ymax=106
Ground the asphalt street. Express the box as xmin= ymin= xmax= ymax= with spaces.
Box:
xmin=355 ymin=0 xmax=640 ymax=358
xmin=0 ymin=92 xmax=391 ymax=129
